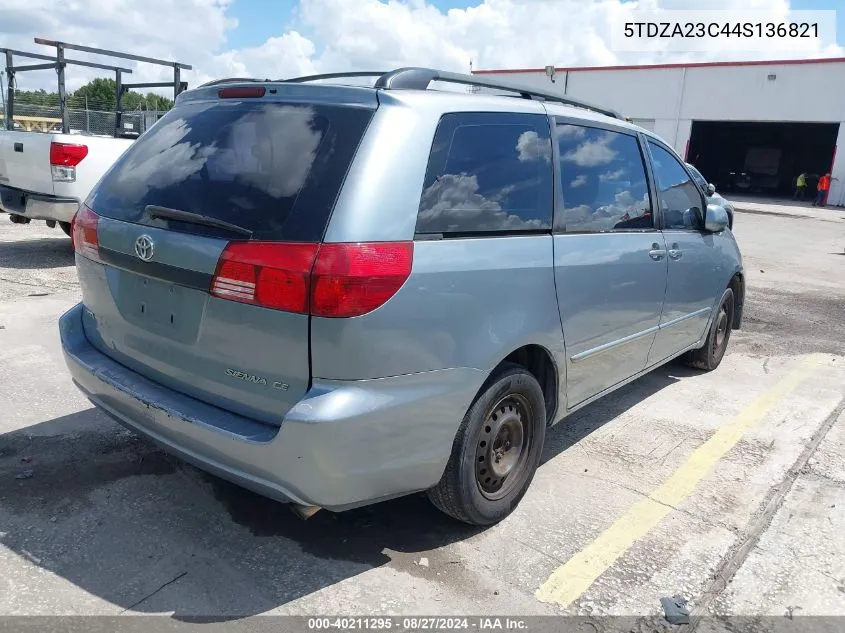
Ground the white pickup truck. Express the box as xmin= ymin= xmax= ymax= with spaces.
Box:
xmin=0 ymin=130 xmax=134 ymax=236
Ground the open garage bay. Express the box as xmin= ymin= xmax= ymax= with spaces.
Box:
xmin=688 ymin=121 xmax=840 ymax=199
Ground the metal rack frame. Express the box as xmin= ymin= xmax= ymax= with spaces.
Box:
xmin=2 ymin=37 xmax=192 ymax=135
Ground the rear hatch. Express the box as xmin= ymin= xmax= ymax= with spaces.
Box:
xmin=75 ymin=85 xmax=377 ymax=424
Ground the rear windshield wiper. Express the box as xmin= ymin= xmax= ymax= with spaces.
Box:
xmin=145 ymin=205 xmax=253 ymax=238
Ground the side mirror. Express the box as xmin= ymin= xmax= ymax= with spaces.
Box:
xmin=706 ymin=183 xmax=716 ymax=196
xmin=705 ymin=204 xmax=729 ymax=233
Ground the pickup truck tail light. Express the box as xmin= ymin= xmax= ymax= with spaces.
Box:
xmin=210 ymin=241 xmax=413 ymax=317
xmin=71 ymin=204 xmax=101 ymax=262
xmin=50 ymin=142 xmax=89 ymax=183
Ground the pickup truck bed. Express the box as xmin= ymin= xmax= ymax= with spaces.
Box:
xmin=0 ymin=130 xmax=134 ymax=233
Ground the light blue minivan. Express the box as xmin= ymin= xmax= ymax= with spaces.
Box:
xmin=60 ymin=68 xmax=744 ymax=525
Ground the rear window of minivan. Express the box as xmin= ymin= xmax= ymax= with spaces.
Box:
xmin=87 ymin=100 xmax=375 ymax=242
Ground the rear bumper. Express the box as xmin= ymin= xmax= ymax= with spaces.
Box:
xmin=0 ymin=184 xmax=79 ymax=223
xmin=59 ymin=303 xmax=484 ymax=511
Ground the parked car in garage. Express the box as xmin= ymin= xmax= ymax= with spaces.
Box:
xmin=687 ymin=162 xmax=734 ymax=229
xmin=59 ymin=68 xmax=744 ymax=526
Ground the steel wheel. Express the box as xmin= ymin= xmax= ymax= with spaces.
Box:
xmin=713 ymin=304 xmax=729 ymax=354
xmin=475 ymin=394 xmax=532 ymax=501
xmin=684 ymin=287 xmax=734 ymax=371
xmin=428 ymin=363 xmax=547 ymax=525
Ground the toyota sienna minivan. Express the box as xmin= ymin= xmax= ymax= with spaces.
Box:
xmin=60 ymin=68 xmax=744 ymax=525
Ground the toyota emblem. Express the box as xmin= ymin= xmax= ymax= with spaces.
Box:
xmin=134 ymin=235 xmax=155 ymax=262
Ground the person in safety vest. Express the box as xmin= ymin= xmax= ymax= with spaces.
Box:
xmin=813 ymin=172 xmax=834 ymax=207
xmin=793 ymin=172 xmax=807 ymax=201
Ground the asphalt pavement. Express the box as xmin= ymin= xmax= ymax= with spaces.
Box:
xmin=0 ymin=204 xmax=843 ymax=629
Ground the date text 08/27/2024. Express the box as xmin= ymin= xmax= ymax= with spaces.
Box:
xmin=307 ymin=618 xmax=528 ymax=631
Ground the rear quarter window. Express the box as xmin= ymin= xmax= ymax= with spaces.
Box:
xmin=87 ymin=100 xmax=374 ymax=242
xmin=415 ymin=112 xmax=554 ymax=235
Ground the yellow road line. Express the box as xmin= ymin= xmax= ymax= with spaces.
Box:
xmin=535 ymin=354 xmax=825 ymax=607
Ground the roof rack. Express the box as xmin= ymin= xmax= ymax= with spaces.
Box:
xmin=282 ymin=71 xmax=389 ymax=84
xmin=195 ymin=72 xmax=386 ymax=90
xmin=280 ymin=66 xmax=621 ymax=119
xmin=198 ymin=67 xmax=622 ymax=119
xmin=374 ymin=68 xmax=622 ymax=119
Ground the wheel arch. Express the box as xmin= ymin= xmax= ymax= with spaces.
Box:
xmin=484 ymin=344 xmax=560 ymax=426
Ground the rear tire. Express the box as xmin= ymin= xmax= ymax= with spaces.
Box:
xmin=683 ymin=288 xmax=735 ymax=371
xmin=59 ymin=221 xmax=72 ymax=237
xmin=428 ymin=363 xmax=546 ymax=525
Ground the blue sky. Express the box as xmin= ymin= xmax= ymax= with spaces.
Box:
xmin=226 ymin=0 xmax=843 ymax=51
xmin=225 ymin=0 xmax=477 ymax=49
xmin=792 ymin=0 xmax=844 ymax=45
xmin=4 ymin=0 xmax=842 ymax=92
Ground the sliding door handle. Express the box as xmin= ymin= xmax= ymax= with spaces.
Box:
xmin=649 ymin=243 xmax=666 ymax=261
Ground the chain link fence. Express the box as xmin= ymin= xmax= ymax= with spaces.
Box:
xmin=1 ymin=90 xmax=170 ymax=137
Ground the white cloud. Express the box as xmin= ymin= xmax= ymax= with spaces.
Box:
xmin=417 ymin=173 xmax=545 ymax=232
xmin=600 ymin=168 xmax=627 ymax=182
xmin=570 ymin=174 xmax=588 ymax=188
xmin=108 ymin=113 xmax=218 ymax=200
xmin=558 ymin=125 xmax=588 ymax=140
xmin=1 ymin=0 xmax=236 ymax=92
xmin=562 ymin=131 xmax=618 ymax=167
xmin=516 ymin=130 xmax=551 ymax=164
xmin=230 ymin=104 xmax=323 ymax=198
xmin=2 ymin=0 xmax=841 ymax=97
xmin=211 ymin=32 xmax=318 ymax=82
xmin=562 ymin=189 xmax=651 ymax=231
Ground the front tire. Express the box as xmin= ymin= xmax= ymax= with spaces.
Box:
xmin=428 ymin=363 xmax=546 ymax=525
xmin=684 ymin=288 xmax=735 ymax=371
xmin=59 ymin=221 xmax=72 ymax=237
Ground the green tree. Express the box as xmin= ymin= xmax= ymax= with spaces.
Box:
xmin=69 ymin=77 xmax=117 ymax=111
xmin=70 ymin=78 xmax=175 ymax=111
xmin=13 ymin=78 xmax=175 ymax=113
xmin=14 ymin=89 xmax=57 ymax=106
xmin=122 ymin=91 xmax=145 ymax=110
xmin=142 ymin=92 xmax=174 ymax=111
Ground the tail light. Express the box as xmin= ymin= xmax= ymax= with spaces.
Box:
xmin=211 ymin=242 xmax=319 ymax=314
xmin=50 ymin=142 xmax=88 ymax=183
xmin=210 ymin=241 xmax=413 ymax=318
xmin=71 ymin=204 xmax=101 ymax=262
xmin=311 ymin=243 xmax=414 ymax=317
